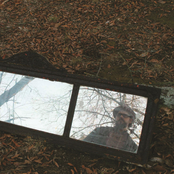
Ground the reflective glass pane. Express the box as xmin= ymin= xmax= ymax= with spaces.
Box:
xmin=70 ymin=86 xmax=147 ymax=153
xmin=0 ymin=71 xmax=73 ymax=135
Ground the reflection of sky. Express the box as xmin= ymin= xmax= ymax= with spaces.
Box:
xmin=0 ymin=71 xmax=73 ymax=135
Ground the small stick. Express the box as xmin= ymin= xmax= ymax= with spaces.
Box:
xmin=96 ymin=55 xmax=103 ymax=77
xmin=118 ymin=52 xmax=134 ymax=84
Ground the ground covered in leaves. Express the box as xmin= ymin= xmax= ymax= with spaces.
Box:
xmin=0 ymin=0 xmax=174 ymax=173
xmin=0 ymin=0 xmax=174 ymax=84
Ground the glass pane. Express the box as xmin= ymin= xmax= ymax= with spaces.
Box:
xmin=0 ymin=71 xmax=73 ymax=135
xmin=70 ymin=86 xmax=147 ymax=153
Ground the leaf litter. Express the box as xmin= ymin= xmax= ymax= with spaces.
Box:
xmin=0 ymin=0 xmax=174 ymax=173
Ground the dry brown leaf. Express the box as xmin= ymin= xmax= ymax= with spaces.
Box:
xmin=88 ymin=163 xmax=96 ymax=168
xmin=74 ymin=166 xmax=78 ymax=173
xmin=28 ymin=145 xmax=34 ymax=150
xmin=82 ymin=165 xmax=93 ymax=174
xmin=81 ymin=165 xmax=85 ymax=169
xmin=24 ymin=160 xmax=31 ymax=164
xmin=85 ymin=167 xmax=93 ymax=174
xmin=101 ymin=40 xmax=107 ymax=43
xmin=107 ymin=64 xmax=111 ymax=68
xmin=163 ymin=123 xmax=168 ymax=126
xmin=128 ymin=168 xmax=136 ymax=172
xmin=141 ymin=169 xmax=146 ymax=174
xmin=161 ymin=107 xmax=172 ymax=115
xmin=55 ymin=22 xmax=62 ymax=28
xmin=149 ymin=59 xmax=159 ymax=63
xmin=11 ymin=139 xmax=20 ymax=147
xmin=68 ymin=163 xmax=74 ymax=166
xmin=53 ymin=159 xmax=59 ymax=167
xmin=71 ymin=169 xmax=75 ymax=174
xmin=34 ymin=159 xmax=42 ymax=164
xmin=11 ymin=152 xmax=20 ymax=159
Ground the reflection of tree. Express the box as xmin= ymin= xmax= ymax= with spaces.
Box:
xmin=71 ymin=87 xmax=147 ymax=144
xmin=0 ymin=73 xmax=34 ymax=107
xmin=32 ymin=89 xmax=72 ymax=134
xmin=0 ymin=72 xmax=34 ymax=123
xmin=0 ymin=72 xmax=72 ymax=135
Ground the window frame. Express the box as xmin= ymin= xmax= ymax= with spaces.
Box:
xmin=0 ymin=53 xmax=161 ymax=164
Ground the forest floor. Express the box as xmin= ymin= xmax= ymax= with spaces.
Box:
xmin=0 ymin=0 xmax=174 ymax=173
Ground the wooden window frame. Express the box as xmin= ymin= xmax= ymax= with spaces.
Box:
xmin=0 ymin=51 xmax=161 ymax=164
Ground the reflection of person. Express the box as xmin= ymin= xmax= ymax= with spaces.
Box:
xmin=83 ymin=103 xmax=138 ymax=153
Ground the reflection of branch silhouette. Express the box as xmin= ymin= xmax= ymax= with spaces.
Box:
xmin=75 ymin=110 xmax=114 ymax=121
xmin=93 ymin=88 xmax=121 ymax=105
xmin=71 ymin=121 xmax=113 ymax=138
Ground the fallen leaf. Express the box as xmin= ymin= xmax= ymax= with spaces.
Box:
xmin=11 ymin=152 xmax=20 ymax=159
xmin=68 ymin=163 xmax=74 ymax=166
xmin=34 ymin=159 xmax=42 ymax=164
xmin=82 ymin=165 xmax=93 ymax=174
xmin=53 ymin=159 xmax=59 ymax=167
xmin=71 ymin=169 xmax=75 ymax=174
xmin=85 ymin=167 xmax=93 ymax=174
xmin=141 ymin=169 xmax=146 ymax=174
xmin=128 ymin=168 xmax=136 ymax=172
xmin=74 ymin=166 xmax=78 ymax=173
xmin=55 ymin=22 xmax=63 ymax=28
xmin=24 ymin=160 xmax=31 ymax=164
xmin=2 ymin=55 xmax=6 ymax=59
xmin=28 ymin=145 xmax=34 ymax=150
xmin=88 ymin=163 xmax=96 ymax=167
xmin=140 ymin=52 xmax=148 ymax=57
xmin=107 ymin=64 xmax=111 ymax=68
xmin=11 ymin=139 xmax=20 ymax=147
xmin=150 ymin=59 xmax=159 ymax=63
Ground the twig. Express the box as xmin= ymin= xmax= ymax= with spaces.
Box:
xmin=118 ymin=52 xmax=134 ymax=84
xmin=96 ymin=55 xmax=103 ymax=77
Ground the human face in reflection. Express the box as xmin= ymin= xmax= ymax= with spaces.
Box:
xmin=115 ymin=110 xmax=133 ymax=130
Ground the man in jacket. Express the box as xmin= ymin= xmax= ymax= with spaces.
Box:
xmin=83 ymin=103 xmax=138 ymax=153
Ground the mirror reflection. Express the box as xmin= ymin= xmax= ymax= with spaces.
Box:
xmin=0 ymin=71 xmax=73 ymax=135
xmin=70 ymin=86 xmax=147 ymax=153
